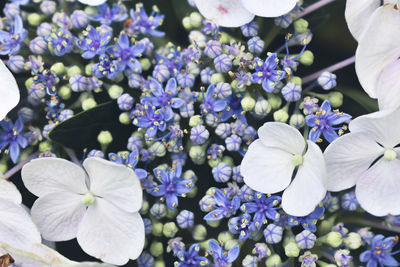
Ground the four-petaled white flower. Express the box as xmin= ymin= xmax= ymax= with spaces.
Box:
xmin=324 ymin=108 xmax=400 ymax=217
xmin=0 ymin=177 xmax=41 ymax=251
xmin=194 ymin=0 xmax=298 ymax=27
xmin=78 ymin=0 xmax=106 ymax=6
xmin=345 ymin=0 xmax=400 ymax=110
xmin=241 ymin=122 xmax=327 ymax=216
xmin=21 ymin=157 xmax=145 ymax=265
xmin=0 ymin=60 xmax=20 ymax=120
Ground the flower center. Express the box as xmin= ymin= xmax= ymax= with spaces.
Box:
xmin=384 ymin=149 xmax=397 ymax=161
xmin=291 ymin=154 xmax=303 ymax=166
xmin=81 ymin=192 xmax=95 ymax=206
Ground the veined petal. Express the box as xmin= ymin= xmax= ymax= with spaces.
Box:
xmin=0 ymin=200 xmax=41 ymax=251
xmin=0 ymin=60 xmax=20 ymax=121
xmin=241 ymin=0 xmax=297 ymax=17
xmin=345 ymin=0 xmax=380 ymax=40
xmin=83 ymin=158 xmax=143 ymax=213
xmin=324 ymin=132 xmax=384 ymax=191
xmin=0 ymin=177 xmax=22 ymax=204
xmin=356 ymin=159 xmax=400 ymax=216
xmin=241 ymin=139 xmax=294 ymax=194
xmin=282 ymin=141 xmax=326 ymax=217
xmin=77 ymin=198 xmax=145 ymax=265
xmin=258 ymin=122 xmax=305 ymax=155
xmin=31 ymin=192 xmax=86 ymax=242
xmin=78 ymin=0 xmax=107 ymax=6
xmin=376 ymin=60 xmax=400 ymax=110
xmin=21 ymin=158 xmax=88 ymax=197
xmin=194 ymin=0 xmax=255 ymax=27
xmin=355 ymin=4 xmax=400 ymax=98
xmin=349 ymin=108 xmax=400 ymax=148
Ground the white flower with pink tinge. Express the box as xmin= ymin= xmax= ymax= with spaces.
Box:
xmin=194 ymin=0 xmax=298 ymax=27
xmin=78 ymin=0 xmax=106 ymax=6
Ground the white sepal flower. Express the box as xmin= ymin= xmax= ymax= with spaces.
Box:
xmin=21 ymin=157 xmax=145 ymax=265
xmin=78 ymin=0 xmax=106 ymax=6
xmin=324 ymin=108 xmax=400 ymax=216
xmin=0 ymin=59 xmax=20 ymax=120
xmin=241 ymin=122 xmax=327 ymax=216
xmin=0 ymin=242 xmax=115 ymax=267
xmin=0 ymin=177 xmax=41 ymax=251
xmin=194 ymin=0 xmax=297 ymax=27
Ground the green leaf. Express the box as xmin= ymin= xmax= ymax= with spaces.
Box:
xmin=49 ymin=101 xmax=133 ymax=151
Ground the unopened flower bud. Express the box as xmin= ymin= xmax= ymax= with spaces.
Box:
xmin=318 ymin=72 xmax=337 ymax=90
xmin=97 ymin=131 xmax=112 ymax=146
xmin=294 ymin=19 xmax=309 ymax=33
xmin=328 ymin=92 xmax=343 ymax=108
xmin=149 ymin=141 xmax=166 ymax=157
xmin=266 ymin=254 xmax=282 ymax=267
xmin=299 ymin=50 xmax=314 ymax=66
xmin=344 ymin=232 xmax=362 ymax=250
xmin=152 ymin=222 xmax=163 ymax=237
xmin=193 ymin=225 xmax=207 ymax=241
xmin=82 ymin=98 xmax=97 ymax=110
xmin=150 ymin=241 xmax=163 ymax=257
xmin=50 ymin=62 xmax=65 ymax=75
xmin=268 ymin=94 xmax=282 ymax=110
xmin=59 ymin=86 xmax=71 ymax=100
xmin=119 ymin=112 xmax=130 ymax=125
xmin=67 ymin=65 xmax=82 ymax=78
xmin=273 ymin=109 xmax=289 ymax=123
xmin=210 ymin=73 xmax=225 ymax=84
xmin=27 ymin=13 xmax=42 ymax=26
xmin=323 ymin=232 xmax=343 ymax=247
xmin=189 ymin=12 xmax=202 ymax=27
xmin=163 ymin=222 xmax=178 ymax=238
xmin=182 ymin=16 xmax=192 ymax=29
xmin=189 ymin=146 xmax=206 ymax=165
xmin=241 ymin=94 xmax=256 ymax=111
xmin=290 ymin=113 xmax=305 ymax=128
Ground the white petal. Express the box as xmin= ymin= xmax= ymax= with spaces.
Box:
xmin=324 ymin=132 xmax=384 ymax=191
xmin=258 ymin=122 xmax=305 ymax=155
xmin=78 ymin=0 xmax=107 ymax=6
xmin=194 ymin=0 xmax=255 ymax=27
xmin=282 ymin=141 xmax=326 ymax=216
xmin=0 ymin=200 xmax=41 ymax=251
xmin=355 ymin=4 xmax=400 ymax=98
xmin=242 ymin=139 xmax=294 ymax=194
xmin=241 ymin=0 xmax=297 ymax=17
xmin=22 ymin=158 xmax=88 ymax=197
xmin=83 ymin=158 xmax=142 ymax=213
xmin=356 ymin=159 xmax=400 ymax=216
xmin=0 ymin=59 xmax=20 ymax=121
xmin=31 ymin=192 xmax=86 ymax=241
xmin=349 ymin=108 xmax=400 ymax=148
xmin=376 ymin=60 xmax=400 ymax=110
xmin=344 ymin=0 xmax=380 ymax=40
xmin=77 ymin=198 xmax=145 ymax=265
xmin=64 ymin=263 xmax=115 ymax=267
xmin=0 ymin=177 xmax=22 ymax=204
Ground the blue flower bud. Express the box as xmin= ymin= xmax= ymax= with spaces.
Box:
xmin=253 ymin=97 xmax=271 ymax=117
xmin=289 ymin=113 xmax=305 ymax=128
xmin=275 ymin=14 xmax=293 ymax=28
xmin=4 ymin=3 xmax=19 ymax=19
xmin=149 ymin=141 xmax=166 ymax=157
xmin=52 ymin=12 xmax=72 ymax=29
xmin=341 ymin=191 xmax=358 ymax=211
xmin=42 ymin=124 xmax=56 ymax=139
xmin=204 ymin=40 xmax=222 ymax=59
xmin=37 ymin=22 xmax=53 ymax=37
xmin=180 ymin=103 xmax=195 ymax=118
xmin=150 ymin=202 xmax=167 ymax=219
xmin=87 ymin=149 xmax=104 ymax=158
xmin=242 ymin=255 xmax=258 ymax=267
xmin=215 ymin=82 xmax=232 ymax=99
xmin=59 ymin=109 xmax=74 ymax=122
xmin=7 ymin=55 xmax=25 ymax=73
xmin=214 ymin=124 xmax=231 ymax=140
xmin=18 ymin=107 xmax=35 ymax=123
xmin=205 ymin=113 xmax=219 ymax=127
xmin=192 ymin=225 xmax=207 ymax=241
xmin=40 ymin=1 xmax=56 ymax=15
xmin=214 ymin=54 xmax=232 ymax=73
xmin=118 ymin=93 xmax=134 ymax=111
xmin=190 ymin=125 xmax=210 ymax=145
xmin=163 ymin=222 xmax=178 ymax=238
xmin=241 ymin=21 xmax=259 ymax=37
xmin=264 ymin=224 xmax=283 ymax=244
xmin=188 ymin=30 xmax=206 ymax=48
xmin=225 ymin=135 xmax=241 ymax=151
xmin=212 ymin=162 xmax=232 ymax=183
xmin=199 ymin=194 xmax=216 ymax=212
xmin=318 ymin=72 xmax=337 ymax=90
xmin=200 ymin=67 xmax=214 ymax=84
xmin=243 ymin=126 xmax=257 ymax=144
xmin=70 ymin=10 xmax=89 ymax=29
xmin=138 ymin=252 xmax=154 ymax=267
xmin=128 ymin=133 xmax=144 ymax=151
xmin=295 ymin=230 xmax=316 ymax=249
xmin=176 ymin=72 xmax=195 ymax=88
xmin=176 ymin=210 xmax=194 ymax=229
xmin=143 ymin=218 xmax=152 ymax=235
xmin=152 ymin=64 xmax=170 ymax=82
xmin=29 ymin=37 xmax=47 ymax=54
xmin=69 ymin=74 xmax=88 ymax=92
xmin=232 ymin=166 xmax=243 ymax=183
xmin=248 ymin=36 xmax=264 ymax=54
xmin=28 ymin=83 xmax=46 ymax=106
xmin=281 ymin=82 xmax=302 ymax=102
xmin=128 ymin=73 xmax=143 ymax=88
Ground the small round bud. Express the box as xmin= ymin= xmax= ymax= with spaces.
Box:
xmin=154 ymin=261 xmax=166 ymax=267
xmin=39 ymin=141 xmax=52 ymax=152
xmin=284 ymin=242 xmax=300 ymax=257
xmin=281 ymin=82 xmax=302 ymax=102
xmin=327 ymin=92 xmax=343 ymax=108
xmin=59 ymin=86 xmax=71 ymax=100
xmin=254 ymin=97 xmax=271 ymax=117
xmin=7 ymin=55 xmax=25 ymax=73
xmin=299 ymin=50 xmax=314 ymax=66
xmin=266 ymin=254 xmax=282 ymax=267
xmin=150 ymin=203 xmax=167 ymax=219
xmin=248 ymin=36 xmax=265 ymax=54
xmin=152 ymin=222 xmax=163 ymax=237
xmin=189 ymin=12 xmax=202 ymax=27
xmin=193 ymin=225 xmax=207 ymax=241
xmin=295 ymin=230 xmax=316 ymax=249
xmin=182 ymin=16 xmax=192 ymax=29
xmin=67 ymin=65 xmax=82 ymax=78
xmin=97 ymin=131 xmax=112 ymax=145
xmin=225 ymin=135 xmax=242 ymax=151
xmin=190 ymin=125 xmax=209 ymax=145
xmin=210 ymin=73 xmax=225 ymax=83
xmin=117 ymin=93 xmax=134 ymax=111
xmin=189 ymin=146 xmax=206 ymax=165
xmin=163 ymin=222 xmax=178 ymax=238
xmin=273 ymin=109 xmax=289 ymax=123
xmin=290 ymin=113 xmax=305 ymax=128
xmin=318 ymin=72 xmax=337 ymax=90
xmin=241 ymin=21 xmax=259 ymax=37
xmin=150 ymin=241 xmax=163 ymax=257
xmin=290 ymin=76 xmax=302 ymax=86
xmin=344 ymin=232 xmax=362 ymax=250
xmin=149 ymin=142 xmax=166 ymax=157
xmin=188 ymin=30 xmax=206 ymax=48
xmin=82 ymin=98 xmax=97 ymax=110
xmin=108 ymin=85 xmax=124 ymax=99
xmin=264 ymin=224 xmax=283 ymax=244
xmin=218 ymin=231 xmax=233 ymax=244
xmin=215 ymin=82 xmax=232 ymax=98
xmin=204 ymin=40 xmax=222 ymax=59
xmin=119 ymin=112 xmax=131 ymax=125
xmin=140 ymin=58 xmax=152 ymax=71
xmin=241 ymin=94 xmax=256 ymax=111
xmin=214 ymin=54 xmax=232 ymax=73
xmin=212 ymin=162 xmax=232 ymax=183
xmin=189 ymin=115 xmax=203 ymax=127
xmin=268 ymin=94 xmax=282 ymax=110
xmin=176 ymin=210 xmax=194 ymax=229
xmin=29 ymin=37 xmax=47 ymax=54
xmin=71 ymin=10 xmax=89 ymax=28
xmin=242 ymin=255 xmax=258 ymax=267
xmin=27 ymin=13 xmax=42 ymax=26
xmin=50 ymin=62 xmax=65 ymax=75
xmin=324 ymin=232 xmax=343 ymax=247
xmin=294 ymin=19 xmax=309 ymax=33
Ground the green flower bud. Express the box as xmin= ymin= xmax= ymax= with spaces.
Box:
xmin=140 ymin=200 xmax=149 ymax=214
xmin=344 ymin=232 xmax=362 ymax=250
xmin=163 ymin=222 xmax=178 ymax=238
xmin=328 ymin=92 xmax=343 ymax=108
xmin=241 ymin=94 xmax=256 ymax=111
xmin=154 ymin=261 xmax=166 ymax=267
xmin=208 ymin=158 xmax=221 ymax=168
xmin=273 ymin=109 xmax=289 ymax=123
xmin=187 ymin=186 xmax=198 ymax=198
xmin=222 ymin=156 xmax=234 ymax=168
xmin=84 ymin=6 xmax=97 ymax=15
xmin=266 ymin=254 xmax=282 ymax=267
xmin=27 ymin=13 xmax=42 ymax=26
xmin=189 ymin=115 xmax=203 ymax=127
xmin=189 ymin=146 xmax=206 ymax=165
xmin=243 ymin=255 xmax=258 ymax=266
xmin=140 ymin=58 xmax=152 ymax=71
xmin=219 ymin=32 xmax=231 ymax=44
xmin=152 ymin=222 xmax=163 ymax=237
xmin=218 ymin=231 xmax=233 ymax=244
xmin=182 ymin=17 xmax=192 ymax=30
xmin=150 ymin=241 xmax=163 ymax=257
xmin=119 ymin=112 xmax=131 ymax=125
xmin=50 ymin=63 xmax=66 ymax=76
xmin=85 ymin=63 xmax=94 ymax=76
xmin=284 ymin=242 xmax=300 ymax=257
xmin=206 ymin=220 xmax=220 ymax=228
xmin=166 ymin=208 xmax=178 ymax=219
xmin=97 ymin=131 xmax=113 ymax=146
xmin=210 ymin=73 xmax=225 ymax=84
xmin=290 ymin=76 xmax=302 ymax=86
xmin=193 ymin=225 xmax=207 ymax=241
xmin=225 ymin=239 xmax=239 ymax=250
xmin=254 ymin=97 xmax=271 ymax=117
xmin=39 ymin=141 xmax=52 ymax=152
xmin=190 ymin=12 xmax=203 ymax=27
xmin=149 ymin=141 xmax=166 ymax=157
xmin=323 ymin=232 xmax=343 ymax=247
xmin=25 ymin=78 xmax=34 ymax=90
xmin=108 ymin=85 xmax=124 ymax=99
xmin=59 ymin=86 xmax=71 ymax=100
xmin=82 ymin=98 xmax=97 ymax=111
xmin=299 ymin=50 xmax=314 ymax=66
xmin=187 ymin=61 xmax=200 ymax=75
xmin=289 ymin=113 xmax=305 ymax=128
xmin=294 ymin=19 xmax=309 ymax=34
xmin=0 ymin=162 xmax=7 ymax=174
xmin=67 ymin=66 xmax=82 ymax=79
xmin=268 ymin=94 xmax=282 ymax=110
